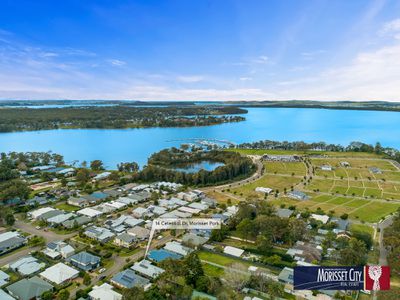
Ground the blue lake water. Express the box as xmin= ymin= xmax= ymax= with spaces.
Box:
xmin=0 ymin=107 xmax=399 ymax=168
xmin=169 ymin=161 xmax=225 ymax=173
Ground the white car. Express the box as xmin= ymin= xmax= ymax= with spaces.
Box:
xmin=98 ymin=268 xmax=106 ymax=274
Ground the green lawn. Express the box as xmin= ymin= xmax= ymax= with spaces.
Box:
xmin=349 ymin=202 xmax=400 ymax=222
xmin=54 ymin=203 xmax=80 ymax=212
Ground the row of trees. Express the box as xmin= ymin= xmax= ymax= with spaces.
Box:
xmin=132 ymin=149 xmax=255 ymax=186
xmin=0 ymin=106 xmax=247 ymax=132
xmin=234 ymin=140 xmax=398 ymax=159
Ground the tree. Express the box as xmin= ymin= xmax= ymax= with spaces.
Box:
xmin=288 ymin=219 xmax=307 ymax=243
xmin=123 ymin=286 xmax=146 ymax=300
xmin=236 ymin=218 xmax=257 ymax=239
xmin=256 ymin=235 xmax=273 ymax=254
xmin=184 ymin=253 xmax=204 ymax=286
xmin=83 ymin=272 xmax=91 ymax=285
xmin=57 ymin=289 xmax=69 ymax=300
xmin=76 ymin=168 xmax=90 ymax=185
xmin=336 ymin=238 xmax=367 ymax=265
xmin=41 ymin=291 xmax=54 ymax=300
xmin=5 ymin=213 xmax=15 ymax=226
xmin=90 ymin=160 xmax=104 ymax=171
xmin=222 ymin=263 xmax=249 ymax=291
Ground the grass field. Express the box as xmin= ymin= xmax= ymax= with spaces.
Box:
xmin=219 ymin=149 xmax=400 ymax=223
xmin=54 ymin=203 xmax=80 ymax=211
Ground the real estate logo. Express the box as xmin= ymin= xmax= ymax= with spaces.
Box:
xmin=294 ymin=266 xmax=390 ymax=291
xmin=364 ymin=266 xmax=390 ymax=290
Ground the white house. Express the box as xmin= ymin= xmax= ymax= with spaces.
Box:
xmin=89 ymin=283 xmax=122 ymax=300
xmin=40 ymin=263 xmax=79 ymax=285
xmin=255 ymin=187 xmax=273 ymax=194
xmin=223 ymin=246 xmax=244 ymax=257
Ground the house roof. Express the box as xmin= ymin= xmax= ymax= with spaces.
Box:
xmin=62 ymin=215 xmax=91 ymax=228
xmin=10 ymin=256 xmax=45 ymax=276
xmin=6 ymin=276 xmax=53 ymax=300
xmin=223 ymin=246 xmax=244 ymax=257
xmin=89 ymin=283 xmax=122 ymax=300
xmin=40 ymin=263 xmax=79 ymax=285
xmin=0 ymin=270 xmax=10 ymax=287
xmin=311 ymin=214 xmax=330 ymax=224
xmin=0 ymin=289 xmax=15 ymax=300
xmin=148 ymin=249 xmax=182 ymax=262
xmin=278 ymin=267 xmax=294 ymax=284
xmin=164 ymin=241 xmax=192 ymax=256
xmin=131 ymin=260 xmax=165 ymax=279
xmin=331 ymin=217 xmax=349 ymax=231
xmin=182 ymin=233 xmax=208 ymax=247
xmin=69 ymin=251 xmax=100 ymax=265
xmin=47 ymin=212 xmax=75 ymax=224
xmin=77 ymin=207 xmax=103 ymax=218
xmin=111 ymin=269 xmax=149 ymax=288
xmin=276 ymin=208 xmax=293 ymax=218
xmin=127 ymin=226 xmax=150 ymax=239
xmin=116 ymin=233 xmax=136 ymax=244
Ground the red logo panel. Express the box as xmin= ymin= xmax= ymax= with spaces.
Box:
xmin=364 ymin=266 xmax=390 ymax=290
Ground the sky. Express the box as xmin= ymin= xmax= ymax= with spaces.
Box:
xmin=1 ymin=0 xmax=400 ymax=101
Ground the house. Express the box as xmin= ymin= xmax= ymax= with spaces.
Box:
xmin=177 ymin=192 xmax=198 ymax=202
xmin=0 ymin=232 xmax=26 ymax=255
xmin=201 ymin=197 xmax=217 ymax=207
xmin=286 ymin=241 xmax=322 ymax=264
xmin=106 ymin=215 xmax=144 ymax=231
xmin=369 ymin=167 xmax=382 ymax=174
xmin=84 ymin=226 xmax=115 ymax=243
xmin=47 ymin=212 xmax=75 ymax=225
xmin=0 ymin=289 xmax=14 ymax=300
xmin=311 ymin=214 xmax=330 ymax=224
xmin=278 ymin=267 xmax=294 ymax=285
xmin=111 ymin=269 xmax=150 ymax=289
xmin=148 ymin=249 xmax=182 ymax=262
xmin=89 ymin=283 xmax=122 ymax=300
xmin=276 ymin=208 xmax=294 ymax=219
xmin=43 ymin=241 xmax=75 ymax=259
xmin=26 ymin=195 xmax=49 ymax=206
xmin=287 ymin=190 xmax=309 ymax=201
xmin=330 ymin=217 xmax=349 ymax=231
xmin=68 ymin=197 xmax=90 ymax=208
xmin=40 ymin=262 xmax=79 ymax=285
xmin=62 ymin=215 xmax=91 ymax=229
xmin=255 ymin=187 xmax=273 ymax=194
xmin=164 ymin=241 xmax=192 ymax=256
xmin=188 ymin=202 xmax=209 ymax=211
xmin=148 ymin=205 xmax=168 ymax=216
xmin=212 ymin=214 xmax=229 ymax=224
xmin=182 ymin=233 xmax=208 ymax=248
xmin=93 ymin=172 xmax=111 ymax=181
xmin=320 ymin=165 xmax=332 ymax=171
xmin=114 ymin=233 xmax=137 ymax=248
xmin=103 ymin=189 xmax=123 ymax=198
xmin=68 ymin=251 xmax=101 ymax=271
xmin=263 ymin=155 xmax=301 ymax=162
xmin=178 ymin=206 xmax=201 ymax=215
xmin=127 ymin=191 xmax=151 ymax=203
xmin=131 ymin=260 xmax=165 ymax=279
xmin=6 ymin=276 xmax=53 ymax=300
xmin=77 ymin=207 xmax=103 ymax=218
xmin=0 ymin=270 xmax=10 ymax=287
xmin=116 ymin=197 xmax=138 ymax=205
xmin=9 ymin=256 xmax=45 ymax=276
xmin=223 ymin=246 xmax=244 ymax=257
xmin=28 ymin=207 xmax=56 ymax=219
xmin=127 ymin=226 xmax=150 ymax=241
xmin=132 ymin=207 xmax=150 ymax=218
xmin=158 ymin=199 xmax=179 ymax=210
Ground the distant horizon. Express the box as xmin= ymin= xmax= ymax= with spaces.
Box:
xmin=1 ymin=1 xmax=400 ymax=101
xmin=1 ymin=99 xmax=400 ymax=103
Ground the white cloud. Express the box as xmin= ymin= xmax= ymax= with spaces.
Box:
xmin=176 ymin=75 xmax=204 ymax=83
xmin=107 ymin=59 xmax=126 ymax=66
xmin=381 ymin=18 xmax=400 ymax=39
xmin=239 ymin=77 xmax=252 ymax=81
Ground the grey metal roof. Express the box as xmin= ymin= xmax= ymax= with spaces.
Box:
xmin=6 ymin=276 xmax=53 ymax=300
xmin=69 ymin=251 xmax=100 ymax=265
xmin=111 ymin=269 xmax=149 ymax=288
